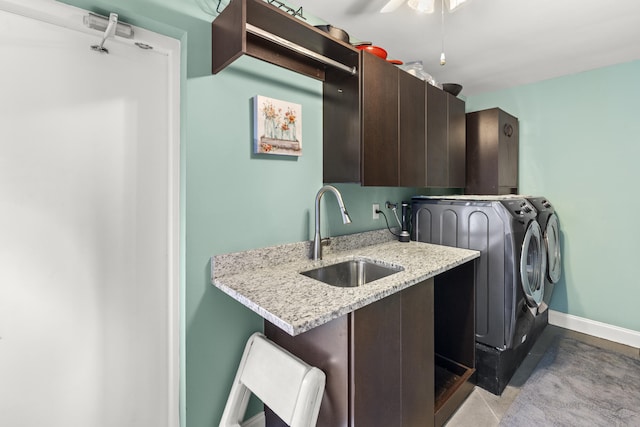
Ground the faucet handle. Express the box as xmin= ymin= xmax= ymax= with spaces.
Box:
xmin=321 ymin=237 xmax=331 ymax=247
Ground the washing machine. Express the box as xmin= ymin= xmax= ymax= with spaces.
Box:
xmin=411 ymin=195 xmax=544 ymax=349
xmin=411 ymin=195 xmax=546 ymax=394
xmin=526 ymin=197 xmax=561 ymax=314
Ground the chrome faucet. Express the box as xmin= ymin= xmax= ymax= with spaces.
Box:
xmin=313 ymin=185 xmax=352 ymax=260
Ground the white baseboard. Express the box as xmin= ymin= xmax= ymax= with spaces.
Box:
xmin=548 ymin=310 xmax=640 ymax=349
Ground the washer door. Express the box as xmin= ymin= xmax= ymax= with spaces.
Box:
xmin=520 ymin=220 xmax=545 ymax=307
xmin=545 ymin=213 xmax=562 ymax=283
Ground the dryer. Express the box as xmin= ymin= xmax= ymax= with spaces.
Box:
xmin=526 ymin=197 xmax=561 ymax=313
xmin=412 ymin=195 xmax=547 ymax=394
xmin=411 ymin=196 xmax=544 ymax=350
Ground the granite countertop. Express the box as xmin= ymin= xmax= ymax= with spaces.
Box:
xmin=211 ymin=230 xmax=479 ymax=336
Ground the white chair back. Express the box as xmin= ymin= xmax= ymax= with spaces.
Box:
xmin=220 ymin=332 xmax=325 ymax=427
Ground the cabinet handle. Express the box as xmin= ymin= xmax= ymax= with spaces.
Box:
xmin=503 ymin=124 xmax=513 ymax=137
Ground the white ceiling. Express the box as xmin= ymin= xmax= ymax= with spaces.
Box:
xmin=291 ymin=0 xmax=640 ymax=96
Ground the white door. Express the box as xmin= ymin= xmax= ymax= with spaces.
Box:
xmin=0 ymin=1 xmax=180 ymax=426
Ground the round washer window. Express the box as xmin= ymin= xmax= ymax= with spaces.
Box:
xmin=546 ymin=213 xmax=562 ymax=283
xmin=521 ymin=220 xmax=545 ymax=307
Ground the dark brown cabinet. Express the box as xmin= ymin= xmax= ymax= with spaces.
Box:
xmin=447 ymin=94 xmax=466 ymax=188
xmin=466 ymin=108 xmax=519 ymax=194
xmin=361 ymin=52 xmax=399 ymax=186
xmin=352 ymin=281 xmax=434 ymax=426
xmin=265 ymin=261 xmax=476 ymax=427
xmin=399 ymin=71 xmax=427 ymax=186
xmin=323 ymin=67 xmax=361 ymax=183
xmin=424 ymin=83 xmax=448 ymax=187
xmin=324 ymin=52 xmax=402 ymax=186
xmin=398 ymin=68 xmax=468 ymax=189
xmin=265 ymin=279 xmax=433 ymax=427
xmin=425 ymin=86 xmax=466 ymax=188
xmin=433 ymin=263 xmax=476 ymax=426
xmin=326 ymin=54 xmax=466 ymax=187
xmin=212 ymin=0 xmax=359 ymax=81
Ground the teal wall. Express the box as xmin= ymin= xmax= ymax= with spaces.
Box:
xmin=59 ymin=1 xmax=423 ymax=425
xmin=466 ymin=59 xmax=640 ymax=333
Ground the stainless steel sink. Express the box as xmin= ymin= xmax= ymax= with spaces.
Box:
xmin=301 ymin=259 xmax=403 ymax=287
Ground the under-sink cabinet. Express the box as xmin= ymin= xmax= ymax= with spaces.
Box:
xmin=264 ymin=261 xmax=476 ymax=427
xmin=211 ymin=234 xmax=479 ymax=426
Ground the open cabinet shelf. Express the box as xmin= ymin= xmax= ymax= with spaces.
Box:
xmin=433 ymin=262 xmax=477 ymax=426
xmin=434 ymin=354 xmax=475 ymax=424
xmin=212 ymin=0 xmax=359 ymax=80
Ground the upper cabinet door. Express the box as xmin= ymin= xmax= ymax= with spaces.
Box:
xmin=426 ymin=83 xmax=448 ymax=187
xmin=400 ymin=81 xmax=466 ymax=189
xmin=361 ymin=53 xmax=399 ymax=186
xmin=399 ymin=71 xmax=427 ymax=187
xmin=448 ymin=94 xmax=466 ymax=188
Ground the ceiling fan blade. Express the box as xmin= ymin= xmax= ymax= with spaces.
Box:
xmin=380 ymin=0 xmax=406 ymax=13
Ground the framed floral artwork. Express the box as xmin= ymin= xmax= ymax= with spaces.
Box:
xmin=253 ymin=95 xmax=302 ymax=156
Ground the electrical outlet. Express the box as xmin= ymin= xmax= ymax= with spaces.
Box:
xmin=372 ymin=203 xmax=380 ymax=220
xmin=386 ymin=201 xmax=397 ymax=209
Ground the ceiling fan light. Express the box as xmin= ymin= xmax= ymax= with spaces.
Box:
xmin=448 ymin=0 xmax=468 ymax=12
xmin=407 ymin=0 xmax=435 ymax=14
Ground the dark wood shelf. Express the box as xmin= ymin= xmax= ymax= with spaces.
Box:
xmin=433 ymin=262 xmax=476 ymax=426
xmin=434 ymin=354 xmax=475 ymax=421
xmin=212 ymin=0 xmax=359 ymax=80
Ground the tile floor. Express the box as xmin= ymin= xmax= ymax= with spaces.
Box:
xmin=444 ymin=324 xmax=640 ymax=426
